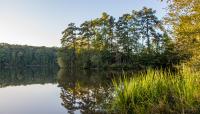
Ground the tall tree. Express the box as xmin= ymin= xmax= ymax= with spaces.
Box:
xmin=165 ymin=0 xmax=200 ymax=67
xmin=58 ymin=8 xmax=174 ymax=69
xmin=80 ymin=21 xmax=94 ymax=50
xmin=61 ymin=23 xmax=79 ymax=67
xmin=98 ymin=12 xmax=115 ymax=51
xmin=80 ymin=21 xmax=95 ymax=68
xmin=136 ymin=7 xmax=163 ymax=53
xmin=116 ymin=14 xmax=132 ymax=54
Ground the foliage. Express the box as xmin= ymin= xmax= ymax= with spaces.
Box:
xmin=165 ymin=0 xmax=200 ymax=68
xmin=59 ymin=7 xmax=185 ymax=70
xmin=0 ymin=43 xmax=58 ymax=67
xmin=112 ymin=66 xmax=200 ymax=114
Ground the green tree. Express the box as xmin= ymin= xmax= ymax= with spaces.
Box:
xmin=136 ymin=7 xmax=163 ymax=53
xmin=0 ymin=43 xmax=58 ymax=67
xmin=61 ymin=23 xmax=79 ymax=67
xmin=165 ymin=0 xmax=200 ymax=67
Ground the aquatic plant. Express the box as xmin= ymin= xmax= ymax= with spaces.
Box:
xmin=112 ymin=66 xmax=200 ymax=114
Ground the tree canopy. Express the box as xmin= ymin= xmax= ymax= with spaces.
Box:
xmin=0 ymin=43 xmax=58 ymax=68
xmin=58 ymin=7 xmax=185 ymax=70
xmin=165 ymin=0 xmax=200 ymax=68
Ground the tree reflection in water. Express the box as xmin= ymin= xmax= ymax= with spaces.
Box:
xmin=0 ymin=67 xmax=58 ymax=87
xmin=57 ymin=69 xmax=117 ymax=114
xmin=0 ymin=67 xmax=134 ymax=114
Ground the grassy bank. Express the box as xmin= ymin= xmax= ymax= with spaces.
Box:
xmin=112 ymin=67 xmax=200 ymax=114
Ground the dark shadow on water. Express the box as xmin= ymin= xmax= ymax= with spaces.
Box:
xmin=0 ymin=67 xmax=58 ymax=88
xmin=57 ymin=69 xmax=134 ymax=114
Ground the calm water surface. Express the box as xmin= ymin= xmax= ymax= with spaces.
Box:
xmin=0 ymin=68 xmax=130 ymax=114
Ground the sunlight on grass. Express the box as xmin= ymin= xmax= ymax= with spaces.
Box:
xmin=112 ymin=66 xmax=200 ymax=114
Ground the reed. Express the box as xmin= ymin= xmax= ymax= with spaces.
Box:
xmin=112 ymin=66 xmax=200 ymax=114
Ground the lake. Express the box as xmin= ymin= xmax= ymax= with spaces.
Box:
xmin=0 ymin=68 xmax=130 ymax=114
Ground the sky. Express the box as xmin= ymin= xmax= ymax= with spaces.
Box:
xmin=0 ymin=0 xmax=167 ymax=47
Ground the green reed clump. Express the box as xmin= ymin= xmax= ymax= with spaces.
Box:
xmin=112 ymin=66 xmax=200 ymax=114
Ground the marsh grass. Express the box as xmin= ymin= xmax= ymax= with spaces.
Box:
xmin=112 ymin=66 xmax=200 ymax=114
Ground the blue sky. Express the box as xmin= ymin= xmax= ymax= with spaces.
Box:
xmin=0 ymin=0 xmax=167 ymax=47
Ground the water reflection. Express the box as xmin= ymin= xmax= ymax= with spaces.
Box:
xmin=57 ymin=69 xmax=115 ymax=114
xmin=0 ymin=67 xmax=58 ymax=88
xmin=0 ymin=67 xmax=132 ymax=114
xmin=0 ymin=67 xmax=65 ymax=114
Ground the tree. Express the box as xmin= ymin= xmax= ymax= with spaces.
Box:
xmin=58 ymin=8 xmax=177 ymax=69
xmin=136 ymin=7 xmax=164 ymax=53
xmin=61 ymin=23 xmax=79 ymax=67
xmin=0 ymin=43 xmax=58 ymax=67
xmin=80 ymin=21 xmax=93 ymax=49
xmin=165 ymin=0 xmax=200 ymax=67
xmin=97 ymin=12 xmax=116 ymax=51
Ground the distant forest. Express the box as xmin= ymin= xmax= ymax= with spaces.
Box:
xmin=0 ymin=43 xmax=58 ymax=68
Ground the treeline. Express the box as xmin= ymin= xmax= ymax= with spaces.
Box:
xmin=58 ymin=7 xmax=188 ymax=69
xmin=0 ymin=43 xmax=58 ymax=68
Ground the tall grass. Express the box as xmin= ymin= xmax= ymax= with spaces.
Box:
xmin=112 ymin=66 xmax=200 ymax=114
